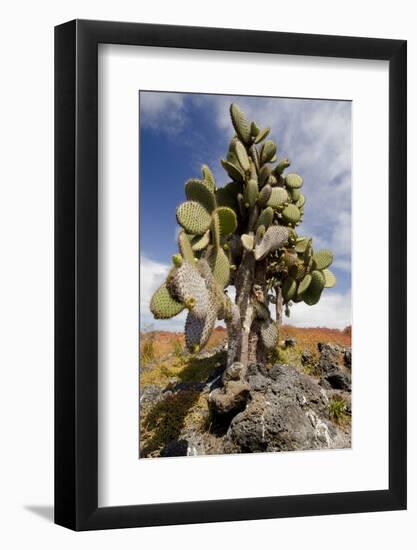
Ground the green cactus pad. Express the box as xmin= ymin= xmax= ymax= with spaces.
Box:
xmin=297 ymin=273 xmax=312 ymax=295
xmin=256 ymin=206 xmax=274 ymax=230
xmin=281 ymin=204 xmax=301 ymax=225
xmin=207 ymin=246 xmax=231 ymax=289
xmin=303 ymin=270 xmax=325 ymax=305
xmin=185 ymin=297 xmax=218 ymax=352
xmin=282 ymin=276 xmax=297 ymax=302
xmin=215 ymin=181 xmax=240 ymax=210
xmin=285 ymin=173 xmax=303 ymax=189
xmin=312 ymin=249 xmax=333 ymax=270
xmin=322 ymin=268 xmax=337 ymax=288
xmin=191 ymin=230 xmax=211 ymax=252
xmin=258 ymin=184 xmax=272 ymax=207
xmin=234 ymin=139 xmax=250 ymax=172
xmin=201 ymin=164 xmax=216 ymax=192
xmin=267 ymin=187 xmax=289 ymax=208
xmin=259 ymin=320 xmax=278 ymax=349
xmin=167 ymin=262 xmax=209 ymax=318
xmin=244 ymin=179 xmax=259 ymax=208
xmin=260 ymin=140 xmax=277 ymax=164
xmin=259 ymin=165 xmax=272 ymax=187
xmin=178 ymin=231 xmax=195 ymax=264
xmin=254 ymin=225 xmax=288 ymax=261
xmin=254 ymin=127 xmax=270 ymax=144
xmin=216 ymin=206 xmax=238 ymax=237
xmin=221 ymin=159 xmax=245 ymax=182
xmin=176 ymin=201 xmax=212 ymax=235
xmin=150 ymin=283 xmax=185 ymax=320
xmin=241 ymin=233 xmax=254 ymax=251
xmin=290 ymin=262 xmax=307 ymax=281
xmin=185 ymin=178 xmax=216 ymax=213
xmin=294 ymin=237 xmax=311 ymax=254
xmin=230 ymin=104 xmax=251 ymax=144
xmin=275 ymin=158 xmax=291 ymax=175
xmin=250 ymin=121 xmax=260 ymax=137
xmin=249 ymin=144 xmax=260 ymax=172
xmin=290 ymin=188 xmax=301 ymax=202
xmin=297 ymin=194 xmax=306 ymax=208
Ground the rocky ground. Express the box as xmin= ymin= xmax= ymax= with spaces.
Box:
xmin=139 ymin=331 xmax=351 ymax=458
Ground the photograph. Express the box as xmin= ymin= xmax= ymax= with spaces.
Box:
xmin=139 ymin=92 xmax=352 ymax=458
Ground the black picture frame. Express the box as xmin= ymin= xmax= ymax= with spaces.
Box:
xmin=55 ymin=19 xmax=407 ymax=531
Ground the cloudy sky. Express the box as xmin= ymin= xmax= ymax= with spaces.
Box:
xmin=139 ymin=91 xmax=351 ymax=331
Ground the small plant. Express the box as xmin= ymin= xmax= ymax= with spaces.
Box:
xmin=173 ymin=338 xmax=183 ymax=357
xmin=329 ymin=396 xmax=348 ymax=424
xmin=140 ymin=334 xmax=156 ymax=364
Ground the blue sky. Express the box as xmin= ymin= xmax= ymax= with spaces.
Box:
xmin=140 ymin=91 xmax=351 ymax=331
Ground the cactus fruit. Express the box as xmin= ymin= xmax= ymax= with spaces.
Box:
xmin=312 ymin=249 xmax=333 ymax=270
xmin=150 ymin=283 xmax=185 ymax=319
xmin=230 ymin=103 xmax=251 ymax=144
xmin=285 ymin=173 xmax=303 ymax=189
xmin=185 ymin=178 xmax=216 ymax=213
xmin=149 ymin=101 xmax=336 ymax=363
xmin=254 ymin=225 xmax=289 ymax=261
xmin=176 ymin=201 xmax=212 ymax=235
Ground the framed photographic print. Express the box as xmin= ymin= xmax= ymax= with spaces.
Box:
xmin=55 ymin=20 xmax=407 ymax=530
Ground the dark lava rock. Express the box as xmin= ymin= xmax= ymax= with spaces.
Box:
xmin=344 ymin=349 xmax=352 ymax=369
xmin=224 ymin=363 xmax=350 ymax=453
xmin=322 ymin=367 xmax=351 ymax=391
xmin=160 ymin=439 xmax=189 ymax=457
xmin=285 ymin=338 xmax=297 ymax=348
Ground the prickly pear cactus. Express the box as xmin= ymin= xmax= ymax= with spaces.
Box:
xmin=149 ymin=103 xmax=336 ymax=365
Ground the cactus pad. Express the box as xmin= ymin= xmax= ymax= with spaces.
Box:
xmin=254 ymin=225 xmax=288 ymax=261
xmin=230 ymin=104 xmax=251 ymax=144
xmin=201 ymin=164 xmax=216 ymax=192
xmin=290 ymin=188 xmax=301 ymax=202
xmin=241 ymin=233 xmax=254 ymax=251
xmin=312 ymin=249 xmax=333 ymax=270
xmin=206 ymin=246 xmax=231 ymax=288
xmin=216 ymin=206 xmax=238 ymax=237
xmin=167 ymin=262 xmax=208 ymax=318
xmin=275 ymin=158 xmax=290 ymax=175
xmin=215 ymin=181 xmax=240 ymax=210
xmin=244 ymin=179 xmax=259 ymax=208
xmin=303 ymin=270 xmax=325 ymax=305
xmin=185 ymin=178 xmax=216 ymax=213
xmin=297 ymin=273 xmax=312 ymax=295
xmin=178 ymin=231 xmax=195 ymax=264
xmin=281 ymin=204 xmax=301 ymax=225
xmin=221 ymin=159 xmax=245 ymax=182
xmin=322 ymin=268 xmax=337 ymax=288
xmin=191 ymin=230 xmax=211 ymax=252
xmin=234 ymin=139 xmax=250 ymax=172
xmin=267 ymin=187 xmax=288 ymax=208
xmin=297 ymin=194 xmax=306 ymax=208
xmin=260 ymin=140 xmax=277 ymax=164
xmin=256 ymin=206 xmax=274 ymax=229
xmin=176 ymin=201 xmax=212 ymax=235
xmin=250 ymin=121 xmax=260 ymax=137
xmin=258 ymin=184 xmax=272 ymax=207
xmin=254 ymin=127 xmax=270 ymax=144
xmin=282 ymin=276 xmax=297 ymax=302
xmin=294 ymin=237 xmax=311 ymax=254
xmin=285 ymin=173 xmax=303 ymax=189
xmin=150 ymin=283 xmax=185 ymax=319
xmin=185 ymin=300 xmax=218 ymax=351
xmin=259 ymin=319 xmax=278 ymax=349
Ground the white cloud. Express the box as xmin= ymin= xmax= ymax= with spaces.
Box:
xmin=140 ymin=92 xmax=187 ymax=134
xmin=286 ymin=291 xmax=351 ymax=329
